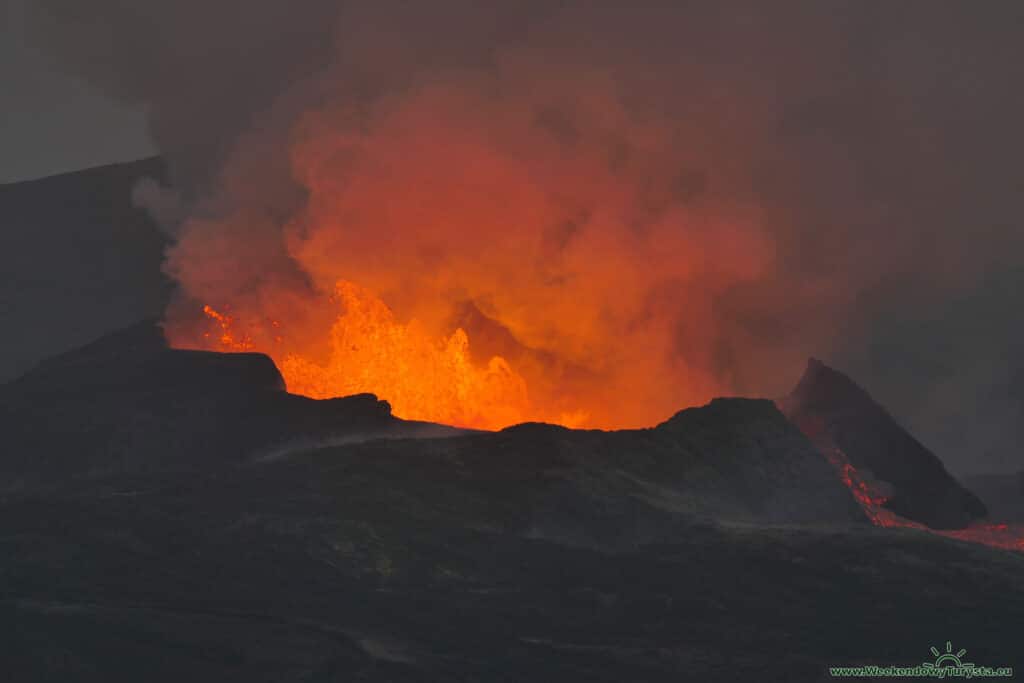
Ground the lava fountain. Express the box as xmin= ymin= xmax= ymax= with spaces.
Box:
xmin=200 ymin=283 xmax=534 ymax=430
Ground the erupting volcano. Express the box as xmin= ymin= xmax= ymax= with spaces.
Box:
xmin=6 ymin=1 xmax=1024 ymax=679
xmin=163 ymin=68 xmax=774 ymax=429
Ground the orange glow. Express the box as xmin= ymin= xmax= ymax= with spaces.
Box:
xmin=199 ymin=284 xmax=587 ymax=430
xmin=792 ymin=412 xmax=1024 ymax=552
xmin=271 ymin=281 xmax=538 ymax=430
xmin=202 ymin=305 xmax=254 ymax=351
xmin=164 ymin=69 xmax=775 ymax=430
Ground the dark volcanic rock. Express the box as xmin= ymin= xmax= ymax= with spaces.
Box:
xmin=0 ymin=158 xmax=172 ymax=383
xmin=294 ymin=397 xmax=868 ymax=551
xmin=8 ymin=320 xmax=286 ymax=398
xmin=1 ymin=327 xmax=1023 ymax=681
xmin=1 ymin=321 xmax=865 ymax=530
xmin=779 ymin=358 xmax=988 ymax=529
xmin=4 ymin=465 xmax=1023 ymax=682
xmin=0 ymin=321 xmax=452 ymax=488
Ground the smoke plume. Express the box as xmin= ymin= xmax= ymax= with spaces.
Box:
xmin=27 ymin=1 xmax=1024 ymax=466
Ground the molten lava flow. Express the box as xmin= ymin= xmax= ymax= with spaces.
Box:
xmin=200 ymin=281 xmax=590 ymax=430
xmin=795 ymin=414 xmax=903 ymax=528
xmin=791 ymin=412 xmax=1024 ymax=552
xmin=822 ymin=442 xmax=900 ymax=528
xmin=278 ymin=281 xmax=537 ymax=429
xmin=940 ymin=523 xmax=1024 ymax=552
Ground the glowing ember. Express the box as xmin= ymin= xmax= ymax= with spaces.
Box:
xmin=202 ymin=305 xmax=255 ymax=351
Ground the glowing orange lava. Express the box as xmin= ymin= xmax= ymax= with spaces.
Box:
xmin=200 ymin=282 xmax=592 ymax=430
xmin=791 ymin=413 xmax=1024 ymax=552
xmin=202 ymin=305 xmax=254 ymax=351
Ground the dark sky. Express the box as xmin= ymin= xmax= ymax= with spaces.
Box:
xmin=4 ymin=0 xmax=1024 ymax=474
xmin=0 ymin=0 xmax=154 ymax=182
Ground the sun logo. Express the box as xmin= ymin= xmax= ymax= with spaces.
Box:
xmin=923 ymin=641 xmax=975 ymax=670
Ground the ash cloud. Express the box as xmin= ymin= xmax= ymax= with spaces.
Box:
xmin=26 ymin=1 xmax=1024 ymax=471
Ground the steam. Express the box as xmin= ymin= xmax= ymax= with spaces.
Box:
xmin=27 ymin=2 xmax=1024 ymax=466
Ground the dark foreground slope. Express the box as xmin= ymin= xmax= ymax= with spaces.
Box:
xmin=779 ymin=359 xmax=988 ymax=529
xmin=1 ymin=327 xmax=1022 ymax=681
xmin=2 ymin=471 xmax=1024 ymax=683
xmin=1 ymin=444 xmax=1022 ymax=682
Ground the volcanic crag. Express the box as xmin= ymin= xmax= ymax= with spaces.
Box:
xmin=0 ymin=321 xmax=460 ymax=489
xmin=0 ymin=322 xmax=864 ymax=530
xmin=0 ymin=158 xmax=171 ymax=384
xmin=779 ymin=359 xmax=988 ymax=529
xmin=1 ymin=325 xmax=1023 ymax=681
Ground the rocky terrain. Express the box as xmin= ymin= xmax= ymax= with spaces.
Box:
xmin=779 ymin=359 xmax=988 ymax=529
xmin=0 ymin=322 xmax=459 ymax=489
xmin=1 ymin=322 xmax=863 ymax=526
xmin=1 ymin=324 xmax=1022 ymax=681
xmin=0 ymin=158 xmax=170 ymax=384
